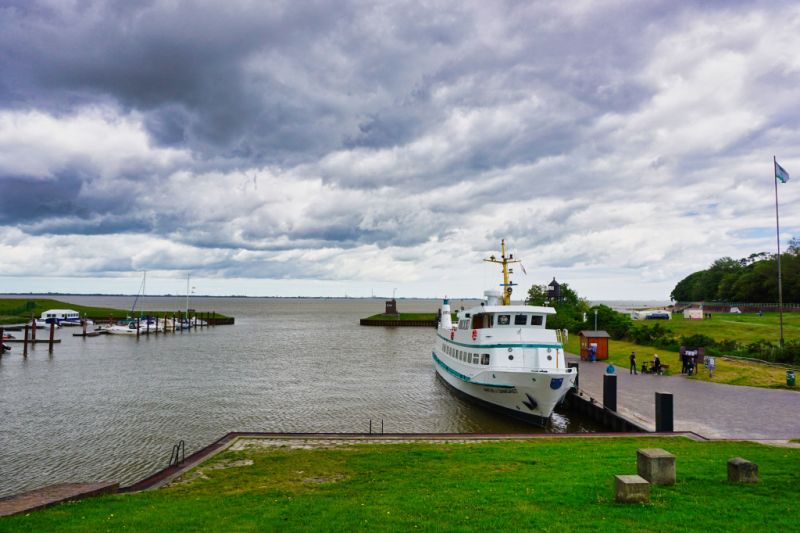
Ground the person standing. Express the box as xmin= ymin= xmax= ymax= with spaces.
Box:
xmin=629 ymin=351 xmax=637 ymax=374
xmin=653 ymin=354 xmax=662 ymax=375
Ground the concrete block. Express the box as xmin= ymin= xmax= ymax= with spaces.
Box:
xmin=637 ymin=448 xmax=676 ymax=485
xmin=614 ymin=474 xmax=650 ymax=503
xmin=728 ymin=457 xmax=759 ymax=483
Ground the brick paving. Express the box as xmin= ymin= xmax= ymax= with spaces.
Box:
xmin=0 ymin=482 xmax=118 ymax=517
xmin=570 ymin=355 xmax=800 ymax=439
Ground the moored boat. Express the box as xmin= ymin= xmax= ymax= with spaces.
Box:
xmin=432 ymin=240 xmax=577 ymax=426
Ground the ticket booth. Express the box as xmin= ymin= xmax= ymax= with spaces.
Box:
xmin=578 ymin=330 xmax=610 ymax=361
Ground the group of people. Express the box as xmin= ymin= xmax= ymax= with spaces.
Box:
xmin=629 ymin=351 xmax=662 ymax=375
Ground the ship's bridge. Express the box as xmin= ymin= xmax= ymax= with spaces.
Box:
xmin=456 ymin=305 xmax=556 ymax=331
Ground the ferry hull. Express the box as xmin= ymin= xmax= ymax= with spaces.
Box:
xmin=433 ymin=352 xmax=575 ymax=427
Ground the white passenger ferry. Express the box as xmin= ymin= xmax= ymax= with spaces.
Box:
xmin=432 ymin=240 xmax=576 ymax=426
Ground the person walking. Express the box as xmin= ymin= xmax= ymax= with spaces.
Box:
xmin=629 ymin=351 xmax=637 ymax=374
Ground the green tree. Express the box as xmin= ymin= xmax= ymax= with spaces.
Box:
xmin=527 ymin=282 xmax=590 ymax=332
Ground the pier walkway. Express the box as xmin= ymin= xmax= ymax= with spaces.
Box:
xmin=569 ymin=355 xmax=800 ymax=440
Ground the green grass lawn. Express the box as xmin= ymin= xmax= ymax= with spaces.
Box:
xmin=3 ymin=437 xmax=798 ymax=532
xmin=565 ymin=333 xmax=795 ymax=389
xmin=661 ymin=312 xmax=800 ymax=346
xmin=0 ymin=298 xmax=228 ymax=325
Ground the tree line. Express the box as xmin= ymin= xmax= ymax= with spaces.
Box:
xmin=528 ymin=281 xmax=799 ymax=364
xmin=670 ymin=239 xmax=800 ymax=303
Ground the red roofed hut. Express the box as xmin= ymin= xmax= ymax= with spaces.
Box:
xmin=578 ymin=330 xmax=610 ymax=361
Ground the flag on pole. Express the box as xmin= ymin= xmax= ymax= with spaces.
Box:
xmin=775 ymin=161 xmax=790 ymax=183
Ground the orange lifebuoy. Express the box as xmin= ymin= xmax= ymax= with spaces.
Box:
xmin=472 ymin=329 xmax=477 ymax=341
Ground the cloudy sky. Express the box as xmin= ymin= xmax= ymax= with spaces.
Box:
xmin=0 ymin=0 xmax=798 ymax=300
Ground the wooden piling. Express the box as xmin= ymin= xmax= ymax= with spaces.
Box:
xmin=212 ymin=311 xmax=216 ymax=326
xmin=82 ymin=318 xmax=87 ymax=336
xmin=31 ymin=316 xmax=36 ymax=341
xmin=49 ymin=323 xmax=55 ymax=353
xmin=0 ymin=327 xmax=4 ymax=355
xmin=23 ymin=325 xmax=29 ymax=357
xmin=136 ymin=318 xmax=140 ymax=339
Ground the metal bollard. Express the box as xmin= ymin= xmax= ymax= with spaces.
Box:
xmin=655 ymin=392 xmax=674 ymax=432
xmin=603 ymin=374 xmax=617 ymax=411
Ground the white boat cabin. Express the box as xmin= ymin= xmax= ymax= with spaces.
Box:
xmin=455 ymin=305 xmax=555 ymax=331
xmin=40 ymin=309 xmax=81 ymax=323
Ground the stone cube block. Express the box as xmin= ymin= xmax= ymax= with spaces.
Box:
xmin=728 ymin=457 xmax=759 ymax=483
xmin=614 ymin=474 xmax=650 ymax=503
xmin=637 ymin=448 xmax=675 ymax=485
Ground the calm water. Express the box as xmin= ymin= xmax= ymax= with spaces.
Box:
xmin=0 ymin=296 xmax=598 ymax=497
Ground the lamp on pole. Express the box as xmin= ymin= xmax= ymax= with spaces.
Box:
xmin=594 ymin=309 xmax=598 ymax=331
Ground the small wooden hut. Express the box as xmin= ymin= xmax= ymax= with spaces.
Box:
xmin=578 ymin=330 xmax=610 ymax=361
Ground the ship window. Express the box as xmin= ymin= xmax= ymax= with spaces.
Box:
xmin=531 ymin=315 xmax=543 ymax=326
xmin=498 ymin=314 xmax=510 ymax=326
xmin=472 ymin=314 xmax=485 ymax=329
xmin=481 ymin=354 xmax=490 ymax=365
xmin=514 ymin=314 xmax=527 ymax=325
xmin=472 ymin=354 xmax=479 ymax=364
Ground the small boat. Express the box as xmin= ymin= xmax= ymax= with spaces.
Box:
xmin=39 ymin=309 xmax=92 ymax=327
xmin=103 ymin=320 xmax=140 ymax=336
xmin=432 ymin=240 xmax=577 ymax=426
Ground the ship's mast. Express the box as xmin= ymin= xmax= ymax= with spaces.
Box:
xmin=483 ymin=239 xmax=520 ymax=305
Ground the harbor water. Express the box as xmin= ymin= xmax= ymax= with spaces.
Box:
xmin=0 ymin=296 xmax=600 ymax=498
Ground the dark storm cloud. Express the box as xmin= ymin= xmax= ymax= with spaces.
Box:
xmin=1 ymin=0 xmax=799 ymax=294
xmin=0 ymin=0 xmax=664 ymax=171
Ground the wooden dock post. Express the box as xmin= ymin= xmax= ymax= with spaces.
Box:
xmin=212 ymin=311 xmax=216 ymax=326
xmin=82 ymin=317 xmax=87 ymax=336
xmin=23 ymin=325 xmax=29 ymax=357
xmin=136 ymin=318 xmax=140 ymax=339
xmin=0 ymin=327 xmax=4 ymax=355
xmin=31 ymin=316 xmax=36 ymax=341
xmin=49 ymin=323 xmax=55 ymax=353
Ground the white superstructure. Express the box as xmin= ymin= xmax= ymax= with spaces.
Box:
xmin=432 ymin=240 xmax=576 ymax=426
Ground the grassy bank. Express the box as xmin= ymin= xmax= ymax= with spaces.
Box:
xmin=2 ymin=436 xmax=798 ymax=532
xmin=363 ymin=312 xmax=439 ymax=321
xmin=564 ymin=333 xmax=794 ymax=389
xmin=663 ymin=312 xmax=800 ymax=345
xmin=0 ymin=298 xmax=229 ymax=325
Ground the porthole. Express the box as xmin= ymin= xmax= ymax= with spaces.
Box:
xmin=547 ymin=355 xmax=552 ymax=361
xmin=508 ymin=348 xmax=513 ymax=353
xmin=547 ymin=347 xmax=552 ymax=353
xmin=508 ymin=355 xmax=514 ymax=360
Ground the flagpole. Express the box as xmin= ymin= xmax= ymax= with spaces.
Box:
xmin=773 ymin=156 xmax=785 ymax=349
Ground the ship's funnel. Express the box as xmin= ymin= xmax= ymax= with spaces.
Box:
xmin=484 ymin=290 xmax=502 ymax=306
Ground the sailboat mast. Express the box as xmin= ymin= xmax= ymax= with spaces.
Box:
xmin=185 ymin=273 xmax=190 ymax=320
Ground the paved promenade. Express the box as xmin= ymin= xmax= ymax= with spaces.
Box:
xmin=569 ymin=355 xmax=800 ymax=440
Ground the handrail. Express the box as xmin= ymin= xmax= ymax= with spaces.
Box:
xmin=169 ymin=440 xmax=185 ymax=467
